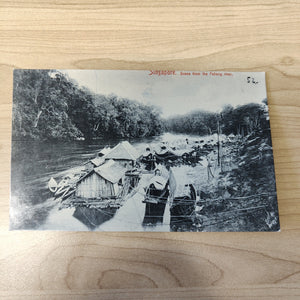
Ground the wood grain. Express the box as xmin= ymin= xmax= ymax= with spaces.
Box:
xmin=0 ymin=0 xmax=300 ymax=299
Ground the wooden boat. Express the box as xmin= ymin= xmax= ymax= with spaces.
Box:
xmin=55 ymin=185 xmax=70 ymax=197
xmin=142 ymin=172 xmax=169 ymax=225
xmin=56 ymin=187 xmax=76 ymax=202
xmin=48 ymin=177 xmax=58 ymax=193
xmin=48 ymin=170 xmax=87 ymax=201
xmin=140 ymin=152 xmax=156 ymax=171
xmin=154 ymin=149 xmax=178 ymax=162
xmin=169 ymin=166 xmax=197 ymax=230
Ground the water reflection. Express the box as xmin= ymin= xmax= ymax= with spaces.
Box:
xmin=73 ymin=207 xmax=117 ymax=230
xmin=10 ymin=135 xmax=162 ymax=229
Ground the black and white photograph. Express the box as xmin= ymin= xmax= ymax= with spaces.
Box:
xmin=10 ymin=69 xmax=280 ymax=232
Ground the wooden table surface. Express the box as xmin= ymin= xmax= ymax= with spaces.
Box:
xmin=1 ymin=1 xmax=300 ymax=299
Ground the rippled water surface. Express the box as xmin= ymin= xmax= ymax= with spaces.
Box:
xmin=10 ymin=134 xmax=182 ymax=229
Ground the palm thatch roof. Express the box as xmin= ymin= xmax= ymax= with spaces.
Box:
xmin=104 ymin=141 xmax=139 ymax=161
xmin=94 ymin=159 xmax=127 ymax=184
xmin=90 ymin=157 xmax=105 ymax=167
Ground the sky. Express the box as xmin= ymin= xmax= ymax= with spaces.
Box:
xmin=63 ymin=70 xmax=267 ymax=118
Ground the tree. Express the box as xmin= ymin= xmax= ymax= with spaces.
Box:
xmin=13 ymin=70 xmax=82 ymax=140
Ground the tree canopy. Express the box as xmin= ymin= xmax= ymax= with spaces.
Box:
xmin=12 ymin=69 xmax=269 ymax=141
xmin=12 ymin=70 xmax=164 ymax=140
xmin=165 ymin=100 xmax=269 ymax=137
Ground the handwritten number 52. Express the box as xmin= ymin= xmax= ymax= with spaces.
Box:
xmin=247 ymin=77 xmax=258 ymax=84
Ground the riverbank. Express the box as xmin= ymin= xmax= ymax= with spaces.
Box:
xmin=11 ymin=131 xmax=279 ymax=232
xmin=10 ymin=133 xmax=207 ymax=230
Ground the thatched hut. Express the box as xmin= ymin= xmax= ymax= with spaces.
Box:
xmin=76 ymin=160 xmax=127 ymax=199
xmin=104 ymin=141 xmax=139 ymax=169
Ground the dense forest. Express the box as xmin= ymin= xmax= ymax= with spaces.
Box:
xmin=12 ymin=69 xmax=269 ymax=141
xmin=165 ymin=100 xmax=269 ymax=137
xmin=12 ymin=70 xmax=163 ymax=140
xmin=12 ymin=70 xmax=278 ymax=231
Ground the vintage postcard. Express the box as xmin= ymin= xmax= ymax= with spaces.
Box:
xmin=10 ymin=70 xmax=280 ymax=231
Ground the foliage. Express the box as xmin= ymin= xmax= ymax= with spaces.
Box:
xmin=12 ymin=69 xmax=270 ymax=143
xmin=220 ymin=102 xmax=269 ymax=136
xmin=217 ymin=129 xmax=278 ymax=231
xmin=92 ymin=95 xmax=163 ymax=138
xmin=13 ymin=70 xmax=83 ymax=140
xmin=228 ymin=129 xmax=277 ymax=197
xmin=12 ymin=70 xmax=164 ymax=140
xmin=165 ymin=110 xmax=218 ymax=135
xmin=165 ymin=101 xmax=269 ymax=137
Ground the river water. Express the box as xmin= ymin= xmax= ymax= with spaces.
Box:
xmin=11 ymin=133 xmax=209 ymax=230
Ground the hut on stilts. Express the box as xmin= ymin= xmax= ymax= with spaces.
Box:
xmin=72 ymin=141 xmax=141 ymax=208
xmin=75 ymin=159 xmax=128 ymax=201
xmin=104 ymin=141 xmax=140 ymax=169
